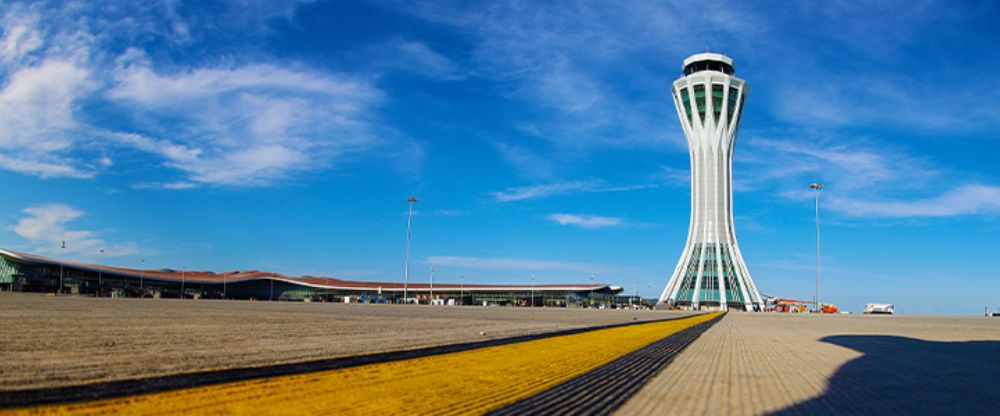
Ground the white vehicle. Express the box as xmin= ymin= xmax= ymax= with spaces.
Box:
xmin=864 ymin=303 xmax=895 ymax=315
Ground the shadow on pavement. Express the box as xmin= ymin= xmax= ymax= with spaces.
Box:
xmin=773 ymin=335 xmax=1000 ymax=415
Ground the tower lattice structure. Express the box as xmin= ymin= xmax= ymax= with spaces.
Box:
xmin=659 ymin=53 xmax=764 ymax=311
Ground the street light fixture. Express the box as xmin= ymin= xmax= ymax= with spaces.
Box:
xmin=98 ymin=249 xmax=104 ymax=297
xmin=590 ymin=274 xmax=596 ymax=307
xmin=633 ymin=279 xmax=638 ymax=307
xmin=59 ymin=241 xmax=65 ymax=295
xmin=810 ymin=182 xmax=824 ymax=313
xmin=139 ymin=259 xmax=145 ymax=293
xmin=403 ymin=196 xmax=417 ymax=304
xmin=530 ymin=274 xmax=535 ymax=307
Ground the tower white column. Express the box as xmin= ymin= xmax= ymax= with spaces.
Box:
xmin=659 ymin=53 xmax=764 ymax=311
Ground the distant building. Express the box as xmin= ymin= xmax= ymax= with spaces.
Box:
xmin=659 ymin=53 xmax=764 ymax=311
xmin=0 ymin=249 xmax=634 ymax=307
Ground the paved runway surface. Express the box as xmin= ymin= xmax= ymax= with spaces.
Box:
xmin=1 ymin=313 xmax=720 ymax=415
xmin=0 ymin=293 xmax=691 ymax=391
xmin=5 ymin=294 xmax=1000 ymax=415
xmin=617 ymin=312 xmax=1000 ymax=415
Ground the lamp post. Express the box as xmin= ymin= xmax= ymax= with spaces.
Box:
xmin=223 ymin=273 xmax=227 ymax=300
xmin=430 ymin=264 xmax=435 ymax=305
xmin=810 ymin=182 xmax=824 ymax=313
xmin=647 ymin=283 xmax=652 ymax=309
xmin=530 ymin=274 xmax=535 ymax=307
xmin=181 ymin=266 xmax=185 ymax=299
xmin=403 ymin=196 xmax=417 ymax=304
xmin=59 ymin=241 xmax=65 ymax=294
xmin=139 ymin=259 xmax=145 ymax=293
xmin=460 ymin=275 xmax=464 ymax=305
xmin=98 ymin=249 xmax=104 ymax=297
xmin=633 ymin=279 xmax=638 ymax=307
xmin=590 ymin=274 xmax=595 ymax=307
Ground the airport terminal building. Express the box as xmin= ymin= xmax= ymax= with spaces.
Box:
xmin=0 ymin=249 xmax=634 ymax=307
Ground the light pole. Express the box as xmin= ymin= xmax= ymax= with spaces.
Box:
xmin=403 ymin=196 xmax=417 ymax=304
xmin=59 ymin=241 xmax=65 ymax=294
xmin=139 ymin=259 xmax=145 ymax=294
xmin=430 ymin=264 xmax=435 ymax=305
xmin=181 ymin=266 xmax=185 ymax=299
xmin=647 ymin=283 xmax=652 ymax=309
xmin=530 ymin=274 xmax=535 ymax=307
xmin=633 ymin=279 xmax=638 ymax=307
xmin=460 ymin=275 xmax=464 ymax=305
xmin=590 ymin=274 xmax=595 ymax=307
xmin=223 ymin=273 xmax=227 ymax=299
xmin=98 ymin=249 xmax=104 ymax=297
xmin=810 ymin=182 xmax=824 ymax=313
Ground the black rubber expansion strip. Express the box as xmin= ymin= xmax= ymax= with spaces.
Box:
xmin=487 ymin=313 xmax=725 ymax=416
xmin=0 ymin=313 xmax=702 ymax=409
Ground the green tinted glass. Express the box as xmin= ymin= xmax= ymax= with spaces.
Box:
xmin=694 ymin=84 xmax=706 ymax=123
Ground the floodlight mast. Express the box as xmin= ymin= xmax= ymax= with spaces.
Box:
xmin=810 ymin=182 xmax=824 ymax=312
xmin=59 ymin=241 xmax=65 ymax=294
xmin=403 ymin=196 xmax=417 ymax=304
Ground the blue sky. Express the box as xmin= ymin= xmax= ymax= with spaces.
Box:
xmin=2 ymin=0 xmax=999 ymax=314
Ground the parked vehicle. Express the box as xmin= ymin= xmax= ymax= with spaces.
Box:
xmin=864 ymin=303 xmax=894 ymax=315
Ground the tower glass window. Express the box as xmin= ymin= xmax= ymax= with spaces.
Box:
xmin=727 ymin=87 xmax=739 ymax=124
xmin=694 ymin=84 xmax=706 ymax=123
xmin=680 ymin=88 xmax=692 ymax=125
xmin=712 ymin=84 xmax=724 ymax=121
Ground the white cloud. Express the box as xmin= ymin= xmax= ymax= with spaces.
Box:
xmin=390 ymin=1 xmax=716 ymax=150
xmin=492 ymin=181 xmax=598 ymax=202
xmin=0 ymin=9 xmax=43 ymax=64
xmin=738 ymin=136 xmax=935 ymax=194
xmin=105 ymin=61 xmax=385 ymax=187
xmin=426 ymin=255 xmax=611 ymax=274
xmin=491 ymin=180 xmax=659 ymax=202
xmin=493 ymin=141 xmax=554 ymax=180
xmin=738 ymin=133 xmax=1000 ymax=219
xmin=387 ymin=39 xmax=463 ymax=80
xmin=12 ymin=203 xmax=137 ymax=257
xmin=0 ymin=59 xmax=96 ymax=178
xmin=0 ymin=3 xmax=408 ymax=187
xmin=830 ymin=184 xmax=1000 ymax=218
xmin=547 ymin=213 xmax=625 ymax=229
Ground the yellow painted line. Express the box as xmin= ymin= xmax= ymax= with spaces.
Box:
xmin=7 ymin=313 xmax=720 ymax=415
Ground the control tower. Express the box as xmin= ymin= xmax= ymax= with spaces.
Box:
xmin=659 ymin=53 xmax=764 ymax=311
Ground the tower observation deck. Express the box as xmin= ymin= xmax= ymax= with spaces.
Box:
xmin=659 ymin=53 xmax=764 ymax=311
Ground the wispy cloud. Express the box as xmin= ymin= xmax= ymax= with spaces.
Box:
xmin=426 ymin=255 xmax=611 ymax=274
xmin=12 ymin=203 xmax=137 ymax=257
xmin=491 ymin=180 xmax=658 ymax=202
xmin=0 ymin=58 xmax=97 ymax=178
xmin=492 ymin=180 xmax=597 ymax=202
xmin=391 ymin=1 xmax=726 ymax=151
xmin=546 ymin=213 xmax=625 ymax=229
xmin=830 ymin=184 xmax=1000 ymax=218
xmin=493 ymin=141 xmax=555 ymax=180
xmin=0 ymin=2 xmax=408 ymax=188
xmin=107 ymin=58 xmax=385 ymax=187
xmin=412 ymin=209 xmax=470 ymax=217
xmin=382 ymin=39 xmax=464 ymax=80
xmin=738 ymin=133 xmax=1000 ymax=218
xmin=738 ymin=135 xmax=937 ymax=194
